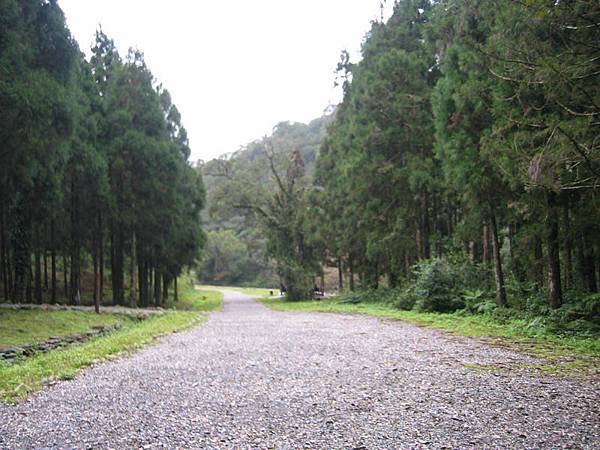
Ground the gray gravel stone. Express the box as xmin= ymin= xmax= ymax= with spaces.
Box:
xmin=0 ymin=290 xmax=598 ymax=449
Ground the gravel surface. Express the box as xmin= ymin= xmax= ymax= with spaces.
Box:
xmin=1 ymin=290 xmax=598 ymax=449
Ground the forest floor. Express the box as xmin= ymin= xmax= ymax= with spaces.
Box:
xmin=0 ymin=290 xmax=598 ymax=448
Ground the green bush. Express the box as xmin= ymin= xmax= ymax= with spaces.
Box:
xmin=412 ymin=258 xmax=464 ymax=313
xmin=463 ymin=289 xmax=496 ymax=314
xmin=392 ymin=287 xmax=418 ymax=310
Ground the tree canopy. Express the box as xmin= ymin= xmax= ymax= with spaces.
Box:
xmin=0 ymin=0 xmax=205 ymax=309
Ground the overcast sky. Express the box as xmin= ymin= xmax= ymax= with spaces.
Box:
xmin=59 ymin=0 xmax=394 ymax=162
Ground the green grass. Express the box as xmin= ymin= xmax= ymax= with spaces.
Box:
xmin=0 ymin=311 xmax=203 ymax=403
xmin=0 ymin=281 xmax=223 ymax=403
xmin=170 ymin=289 xmax=224 ymax=312
xmin=259 ymin=297 xmax=600 ymax=372
xmin=0 ymin=310 xmax=123 ymax=349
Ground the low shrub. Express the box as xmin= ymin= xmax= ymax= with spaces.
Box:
xmin=411 ymin=258 xmax=464 ymax=313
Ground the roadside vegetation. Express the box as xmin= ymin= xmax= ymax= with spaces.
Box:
xmin=0 ymin=285 xmax=223 ymax=403
xmin=260 ymin=257 xmax=600 ymax=372
xmin=0 ymin=310 xmax=123 ymax=349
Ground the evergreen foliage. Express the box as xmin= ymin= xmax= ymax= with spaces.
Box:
xmin=312 ymin=0 xmax=600 ymax=318
xmin=0 ymin=1 xmax=205 ymax=308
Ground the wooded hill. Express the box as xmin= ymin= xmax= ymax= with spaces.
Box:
xmin=0 ymin=0 xmax=205 ymax=308
xmin=197 ymin=115 xmax=332 ymax=286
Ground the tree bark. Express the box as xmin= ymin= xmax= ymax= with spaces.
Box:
xmin=162 ymin=273 xmax=169 ymax=303
xmin=70 ymin=242 xmax=80 ymax=306
xmin=174 ymin=276 xmax=178 ymax=303
xmin=534 ymin=236 xmax=544 ymax=288
xmin=26 ymin=255 xmax=33 ymax=303
xmin=34 ymin=247 xmax=42 ymax=304
xmin=482 ymin=222 xmax=491 ymax=264
xmin=139 ymin=252 xmax=149 ymax=307
xmin=562 ymin=197 xmax=573 ymax=289
xmin=98 ymin=213 xmax=104 ymax=304
xmin=153 ymin=267 xmax=161 ymax=307
xmin=490 ymin=208 xmax=507 ymax=307
xmin=546 ymin=192 xmax=562 ymax=309
xmin=415 ymin=222 xmax=423 ymax=261
xmin=337 ymin=257 xmax=343 ymax=290
xmin=0 ymin=205 xmax=8 ymax=301
xmin=129 ymin=230 xmax=137 ymax=307
xmin=93 ymin=242 xmax=100 ymax=314
xmin=582 ymin=235 xmax=597 ymax=293
xmin=422 ymin=193 xmax=430 ymax=259
xmin=43 ymin=250 xmax=48 ymax=291
xmin=349 ymin=256 xmax=355 ymax=291
xmin=111 ymin=224 xmax=124 ymax=305
xmin=63 ymin=253 xmax=69 ymax=301
xmin=50 ymin=221 xmax=56 ymax=304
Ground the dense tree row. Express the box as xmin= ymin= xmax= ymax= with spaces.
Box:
xmin=313 ymin=0 xmax=600 ymax=308
xmin=0 ymin=0 xmax=205 ymax=308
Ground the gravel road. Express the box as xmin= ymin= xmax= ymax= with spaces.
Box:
xmin=1 ymin=290 xmax=598 ymax=449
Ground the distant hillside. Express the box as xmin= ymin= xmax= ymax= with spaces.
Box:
xmin=195 ymin=113 xmax=333 ymax=286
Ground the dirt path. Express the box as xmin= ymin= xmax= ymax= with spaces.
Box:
xmin=1 ymin=291 xmax=598 ymax=449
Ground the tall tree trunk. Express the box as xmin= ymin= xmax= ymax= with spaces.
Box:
xmin=422 ymin=193 xmax=430 ymax=259
xmin=0 ymin=205 xmax=8 ymax=302
xmin=153 ymin=266 xmax=161 ymax=307
xmin=582 ymin=235 xmax=597 ymax=293
xmin=50 ymin=221 xmax=56 ymax=304
xmin=12 ymin=212 xmax=30 ymax=303
xmin=469 ymin=241 xmax=479 ymax=264
xmin=140 ymin=251 xmax=149 ymax=307
xmin=110 ymin=223 xmax=117 ymax=305
xmin=349 ymin=255 xmax=355 ymax=291
xmin=534 ymin=236 xmax=544 ymax=288
xmin=162 ymin=273 xmax=169 ymax=303
xmin=490 ymin=208 xmax=507 ymax=307
xmin=389 ymin=269 xmax=398 ymax=288
xmin=337 ymin=257 xmax=343 ymax=290
xmin=93 ymin=242 xmax=100 ymax=314
xmin=26 ymin=255 xmax=33 ymax=303
xmin=546 ymin=192 xmax=562 ymax=309
xmin=70 ymin=182 xmax=80 ymax=307
xmin=70 ymin=244 xmax=80 ymax=306
xmin=173 ymin=276 xmax=178 ymax=303
xmin=63 ymin=253 xmax=69 ymax=301
xmin=562 ymin=197 xmax=573 ymax=290
xmin=129 ymin=230 xmax=137 ymax=307
xmin=482 ymin=222 xmax=491 ymax=264
xmin=111 ymin=225 xmax=124 ymax=306
xmin=508 ymin=223 xmax=516 ymax=262
xmin=98 ymin=212 xmax=104 ymax=304
xmin=43 ymin=250 xmax=48 ymax=291
xmin=415 ymin=221 xmax=423 ymax=261
xmin=34 ymin=247 xmax=42 ymax=304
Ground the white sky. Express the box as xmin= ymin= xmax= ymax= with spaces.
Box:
xmin=59 ymin=0 xmax=394 ymax=162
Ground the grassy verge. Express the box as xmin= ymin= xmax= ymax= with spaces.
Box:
xmin=0 ymin=283 xmax=223 ymax=404
xmin=259 ymin=297 xmax=600 ymax=373
xmin=169 ymin=289 xmax=224 ymax=312
xmin=0 ymin=310 xmax=124 ymax=349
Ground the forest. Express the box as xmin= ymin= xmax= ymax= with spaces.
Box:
xmin=2 ymin=0 xmax=600 ymax=333
xmin=202 ymin=0 xmax=600 ymax=333
xmin=1 ymin=1 xmax=598 ymax=445
xmin=0 ymin=0 xmax=205 ymax=309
